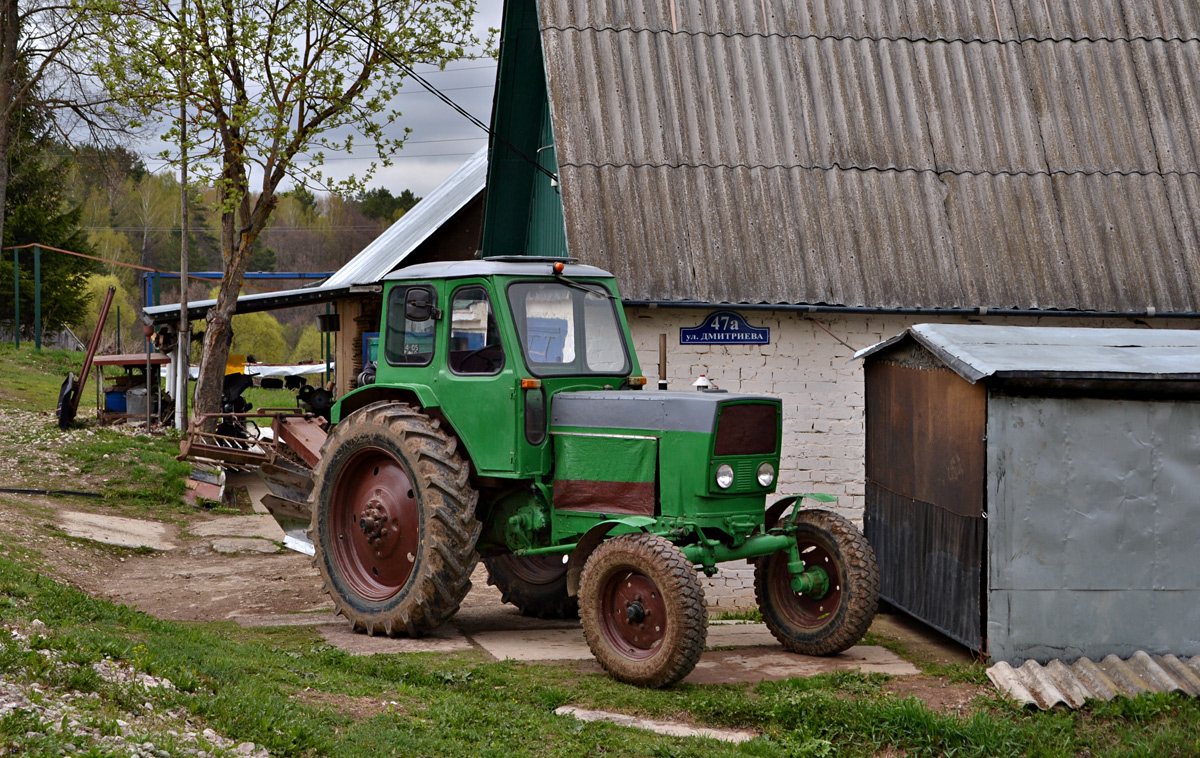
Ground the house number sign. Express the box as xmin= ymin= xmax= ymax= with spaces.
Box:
xmin=680 ymin=311 xmax=770 ymax=345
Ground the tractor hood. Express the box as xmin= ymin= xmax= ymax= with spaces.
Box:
xmin=550 ymin=390 xmax=778 ymax=435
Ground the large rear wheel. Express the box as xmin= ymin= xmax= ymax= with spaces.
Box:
xmin=484 ymin=553 xmax=578 ymax=619
xmin=579 ymin=534 xmax=707 ymax=688
xmin=755 ymin=509 xmax=878 ymax=655
xmin=311 ymin=402 xmax=480 ymax=636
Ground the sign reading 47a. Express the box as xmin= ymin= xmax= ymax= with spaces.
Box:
xmin=680 ymin=311 xmax=770 ymax=345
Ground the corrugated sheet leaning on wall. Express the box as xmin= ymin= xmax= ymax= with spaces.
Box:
xmin=988 ymin=652 xmax=1200 ymax=710
xmin=539 ymin=0 xmax=1200 ymax=311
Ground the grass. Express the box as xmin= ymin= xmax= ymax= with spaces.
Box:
xmin=0 ymin=343 xmax=84 ymax=410
xmin=0 ymin=552 xmax=1196 ymax=758
xmin=58 ymin=428 xmax=191 ymax=513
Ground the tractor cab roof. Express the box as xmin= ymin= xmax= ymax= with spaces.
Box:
xmin=383 ymin=257 xmax=614 ymax=282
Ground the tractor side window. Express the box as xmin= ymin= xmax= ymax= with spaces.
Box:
xmin=449 ymin=286 xmax=504 ymax=375
xmin=384 ymin=285 xmax=435 ymax=366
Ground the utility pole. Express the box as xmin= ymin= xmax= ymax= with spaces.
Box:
xmin=176 ymin=0 xmax=190 ymax=432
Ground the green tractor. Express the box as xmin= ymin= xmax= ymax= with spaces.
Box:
xmin=309 ymin=257 xmax=878 ymax=687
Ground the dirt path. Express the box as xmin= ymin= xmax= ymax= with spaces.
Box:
xmin=0 ymin=487 xmax=986 ymax=710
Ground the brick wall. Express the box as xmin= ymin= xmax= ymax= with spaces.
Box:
xmin=624 ymin=307 xmax=1195 ymax=609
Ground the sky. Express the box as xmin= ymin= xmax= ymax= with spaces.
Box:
xmin=138 ymin=0 xmax=503 ymax=199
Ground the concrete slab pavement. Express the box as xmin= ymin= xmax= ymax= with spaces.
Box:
xmin=211 ymin=537 xmax=279 ymax=554
xmin=555 ymin=706 xmax=757 ymax=743
xmin=320 ymin=623 xmax=474 ymax=655
xmin=58 ymin=511 xmax=177 ymax=551
xmin=188 ymin=515 xmax=286 ymax=541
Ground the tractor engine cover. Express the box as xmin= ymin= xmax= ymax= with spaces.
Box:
xmin=549 ymin=391 xmax=780 ymax=517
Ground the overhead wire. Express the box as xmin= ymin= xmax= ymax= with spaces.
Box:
xmin=310 ymin=0 xmax=558 ymax=183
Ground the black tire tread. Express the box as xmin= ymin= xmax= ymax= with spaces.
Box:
xmin=754 ymin=509 xmax=879 ymax=656
xmin=579 ymin=534 xmax=707 ymax=688
xmin=310 ymin=401 xmax=480 ymax=638
xmin=484 ymin=554 xmax=579 ymax=619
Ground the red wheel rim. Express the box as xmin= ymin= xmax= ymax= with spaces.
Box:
xmin=329 ymin=447 xmax=419 ymax=601
xmin=597 ymin=567 xmax=668 ymax=659
xmin=504 ymin=554 xmax=569 ymax=585
xmin=769 ymin=537 xmax=844 ymax=630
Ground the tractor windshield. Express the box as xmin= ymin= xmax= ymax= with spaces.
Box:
xmin=507 ymin=281 xmax=631 ymax=378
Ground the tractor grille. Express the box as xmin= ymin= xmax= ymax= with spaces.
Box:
xmin=714 ymin=403 xmax=778 ymax=456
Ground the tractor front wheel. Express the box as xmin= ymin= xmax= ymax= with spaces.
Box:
xmin=484 ymin=554 xmax=578 ymax=619
xmin=579 ymin=534 xmax=707 ymax=687
xmin=310 ymin=402 xmax=480 ymax=637
xmin=755 ymin=509 xmax=879 ymax=655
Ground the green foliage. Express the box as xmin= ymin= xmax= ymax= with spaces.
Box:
xmin=230 ymin=311 xmax=287 ymax=364
xmin=282 ymin=187 xmax=317 ymax=214
xmin=290 ymin=324 xmax=323 ymax=364
xmin=0 ymin=96 xmax=98 ymax=334
xmin=88 ymin=0 xmax=480 ymax=207
xmin=247 ymin=240 xmax=277 ymax=272
xmin=78 ymin=274 xmax=138 ymax=338
xmin=358 ymin=187 xmax=421 ymax=222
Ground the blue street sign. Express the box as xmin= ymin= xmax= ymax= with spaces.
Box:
xmin=680 ymin=311 xmax=770 ymax=345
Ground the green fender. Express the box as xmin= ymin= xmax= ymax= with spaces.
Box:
xmin=564 ymin=516 xmax=657 ymax=597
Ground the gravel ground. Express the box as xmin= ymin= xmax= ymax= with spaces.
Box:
xmin=1 ymin=620 xmax=270 ymax=758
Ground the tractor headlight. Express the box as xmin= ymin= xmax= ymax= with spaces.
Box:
xmin=715 ymin=464 xmax=735 ymax=489
xmin=757 ymin=462 xmax=776 ymax=487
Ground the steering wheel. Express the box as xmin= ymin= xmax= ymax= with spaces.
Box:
xmin=456 ymin=343 xmax=502 ymax=372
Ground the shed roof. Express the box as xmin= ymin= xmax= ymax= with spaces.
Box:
xmin=538 ymin=0 xmax=1200 ymax=312
xmin=144 ymin=148 xmax=488 ymax=324
xmin=857 ymin=324 xmax=1200 ymax=383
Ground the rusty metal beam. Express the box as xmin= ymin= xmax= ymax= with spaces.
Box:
xmin=274 ymin=416 xmax=328 ymax=468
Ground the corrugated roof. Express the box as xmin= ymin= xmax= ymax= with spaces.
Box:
xmin=856 ymin=323 xmax=1200 ymax=382
xmin=144 ymin=148 xmax=487 ymax=324
xmin=538 ymin=0 xmax=1200 ymax=311
xmin=988 ymin=652 xmax=1200 ymax=710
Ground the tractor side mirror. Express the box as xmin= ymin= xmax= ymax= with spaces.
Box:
xmin=404 ymin=287 xmax=438 ymax=322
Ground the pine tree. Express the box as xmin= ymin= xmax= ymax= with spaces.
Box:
xmin=0 ymin=88 xmax=97 ymax=338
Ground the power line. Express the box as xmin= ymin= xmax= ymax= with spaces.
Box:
xmin=139 ymin=150 xmax=481 ymax=168
xmin=50 ymin=136 xmax=489 ymax=160
xmin=311 ymin=0 xmax=558 ymax=183
xmin=393 ymin=84 xmax=492 ymax=95
xmin=412 ymin=63 xmax=497 ymax=73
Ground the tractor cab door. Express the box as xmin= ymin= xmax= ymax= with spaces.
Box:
xmin=437 ymin=282 xmax=519 ymax=476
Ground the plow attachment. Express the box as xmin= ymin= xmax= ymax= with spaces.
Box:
xmin=179 ymin=410 xmax=326 ymax=554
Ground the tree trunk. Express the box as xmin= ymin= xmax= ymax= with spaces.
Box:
xmin=190 ymin=173 xmax=277 ymax=431
xmin=192 ymin=228 xmax=251 ymax=431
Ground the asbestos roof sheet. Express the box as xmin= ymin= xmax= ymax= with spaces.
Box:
xmin=538 ymin=1 xmax=1200 ymax=311
xmin=856 ymin=323 xmax=1200 ymax=382
xmin=988 ymin=652 xmax=1200 ymax=710
xmin=144 ymin=148 xmax=487 ymax=324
